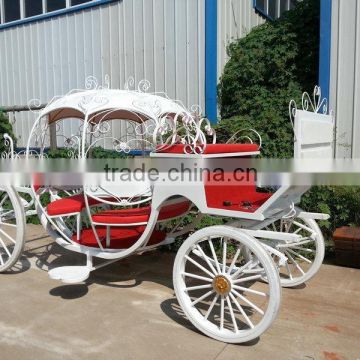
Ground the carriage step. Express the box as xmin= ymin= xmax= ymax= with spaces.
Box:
xmin=48 ymin=266 xmax=91 ymax=284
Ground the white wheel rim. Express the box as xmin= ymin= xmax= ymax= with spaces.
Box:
xmin=173 ymin=226 xmax=281 ymax=343
xmin=0 ymin=186 xmax=25 ymax=272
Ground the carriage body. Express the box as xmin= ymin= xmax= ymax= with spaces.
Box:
xmin=0 ymin=87 xmax=331 ymax=344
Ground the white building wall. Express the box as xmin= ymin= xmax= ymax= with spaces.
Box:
xmin=330 ymin=0 xmax=360 ymax=158
xmin=0 ymin=0 xmax=205 ymax=147
xmin=0 ymin=0 xmax=265 ymax=147
xmin=217 ymin=0 xmax=265 ymax=79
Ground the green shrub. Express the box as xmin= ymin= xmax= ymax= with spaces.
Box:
xmin=216 ymin=0 xmax=360 ymax=252
xmin=300 ymin=187 xmax=360 ymax=240
xmin=47 ymin=146 xmax=134 ymax=159
xmin=0 ymin=111 xmax=16 ymax=154
xmin=217 ymin=0 xmax=320 ymax=158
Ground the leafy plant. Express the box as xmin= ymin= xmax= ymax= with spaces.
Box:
xmin=300 ymin=187 xmax=360 ymax=239
xmin=217 ymin=0 xmax=320 ymax=158
xmin=47 ymin=146 xmax=134 ymax=159
xmin=0 ymin=111 xmax=16 ymax=154
xmin=215 ymin=0 xmax=360 ymax=255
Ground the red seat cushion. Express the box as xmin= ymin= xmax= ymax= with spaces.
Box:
xmin=32 ymin=173 xmax=43 ymax=193
xmin=156 ymin=143 xmax=259 ymax=154
xmin=209 ymin=192 xmax=272 ymax=212
xmin=47 ymin=194 xmax=103 ymax=216
xmin=204 ymin=171 xmax=272 ymax=213
xmin=92 ymin=201 xmax=191 ymax=224
xmin=71 ymin=226 xmax=166 ymax=249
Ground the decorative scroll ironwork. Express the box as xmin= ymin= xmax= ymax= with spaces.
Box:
xmin=24 ymin=75 xmax=221 ymax=157
xmin=289 ymin=86 xmax=332 ymax=138
xmin=1 ymin=134 xmax=16 ymax=159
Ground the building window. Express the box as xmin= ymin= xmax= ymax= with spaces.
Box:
xmin=254 ymin=0 xmax=298 ymax=20
xmin=268 ymin=0 xmax=277 ymax=19
xmin=25 ymin=0 xmax=43 ymax=18
xmin=0 ymin=0 xmax=108 ymax=26
xmin=4 ymin=0 xmax=21 ymax=23
xmin=279 ymin=0 xmax=289 ymax=14
xmin=46 ymin=0 xmax=66 ymax=13
xmin=71 ymin=0 xmax=92 ymax=6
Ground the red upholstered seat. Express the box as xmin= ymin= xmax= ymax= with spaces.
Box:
xmin=71 ymin=226 xmax=166 ymax=249
xmin=204 ymin=172 xmax=272 ymax=213
xmin=47 ymin=194 xmax=104 ymax=216
xmin=207 ymin=191 xmax=272 ymax=212
xmin=92 ymin=201 xmax=191 ymax=224
xmin=32 ymin=173 xmax=43 ymax=193
xmin=156 ymin=143 xmax=259 ymax=154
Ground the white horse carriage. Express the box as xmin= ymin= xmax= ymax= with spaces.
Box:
xmin=0 ymin=86 xmax=332 ymax=343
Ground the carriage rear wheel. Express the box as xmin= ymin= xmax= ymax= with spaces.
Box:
xmin=0 ymin=186 xmax=26 ymax=272
xmin=261 ymin=217 xmax=325 ymax=288
xmin=173 ymin=226 xmax=281 ymax=343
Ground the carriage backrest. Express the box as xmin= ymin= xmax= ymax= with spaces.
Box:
xmin=204 ymin=171 xmax=258 ymax=211
xmin=294 ymin=110 xmax=335 ymax=159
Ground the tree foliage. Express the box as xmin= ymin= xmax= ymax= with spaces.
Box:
xmin=217 ymin=0 xmax=320 ymax=158
xmin=301 ymin=187 xmax=360 ymax=244
xmin=0 ymin=111 xmax=16 ymax=154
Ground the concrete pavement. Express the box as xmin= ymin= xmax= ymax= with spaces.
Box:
xmin=0 ymin=224 xmax=359 ymax=360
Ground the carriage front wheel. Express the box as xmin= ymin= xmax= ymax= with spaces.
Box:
xmin=0 ymin=186 xmax=26 ymax=273
xmin=173 ymin=226 xmax=281 ymax=343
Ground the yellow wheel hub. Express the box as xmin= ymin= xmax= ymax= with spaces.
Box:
xmin=213 ymin=275 xmax=231 ymax=295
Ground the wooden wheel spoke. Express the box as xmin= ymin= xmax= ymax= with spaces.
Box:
xmin=232 ymin=285 xmax=267 ymax=297
xmin=242 ymin=268 xmax=265 ymax=275
xmin=231 ymin=260 xmax=253 ymax=279
xmin=222 ymin=238 xmax=227 ymax=273
xmin=0 ymin=237 xmax=12 ymax=257
xmin=233 ymin=274 xmax=262 ymax=284
xmin=220 ymin=296 xmax=224 ymax=330
xmin=293 ymin=221 xmax=314 ymax=234
xmin=191 ymin=290 xmax=214 ymax=307
xmin=285 ymin=261 xmax=293 ymax=280
xmin=183 ymin=272 xmax=213 ymax=283
xmin=291 ymin=246 xmax=315 ymax=253
xmin=204 ymin=294 xmax=219 ymax=320
xmin=185 ymin=255 xmax=215 ymax=278
xmin=231 ymin=289 xmax=264 ymax=315
xmin=226 ymin=296 xmax=238 ymax=333
xmin=208 ymin=239 xmax=221 ymax=274
xmin=278 ymin=239 xmax=314 ymax=248
xmin=229 ymin=292 xmax=254 ymax=329
xmin=286 ymin=248 xmax=312 ymax=264
xmin=0 ymin=210 xmax=14 ymax=219
xmin=227 ymin=246 xmax=242 ymax=275
xmin=0 ymin=222 xmax=17 ymax=228
xmin=0 ymin=194 xmax=9 ymax=207
xmin=285 ymin=250 xmax=305 ymax=275
xmin=0 ymin=228 xmax=16 ymax=244
xmin=193 ymin=244 xmax=218 ymax=275
xmin=186 ymin=284 xmax=213 ymax=292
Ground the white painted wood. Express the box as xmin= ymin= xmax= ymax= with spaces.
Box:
xmin=294 ymin=110 xmax=334 ymax=159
